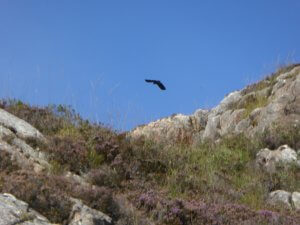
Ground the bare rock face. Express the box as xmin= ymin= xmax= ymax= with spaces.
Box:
xmin=129 ymin=64 xmax=300 ymax=144
xmin=0 ymin=193 xmax=54 ymax=225
xmin=256 ymin=145 xmax=298 ymax=173
xmin=68 ymin=198 xmax=112 ymax=225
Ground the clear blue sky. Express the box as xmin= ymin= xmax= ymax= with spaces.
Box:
xmin=1 ymin=1 xmax=300 ymax=130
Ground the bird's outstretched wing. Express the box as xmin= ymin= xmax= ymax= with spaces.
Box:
xmin=145 ymin=79 xmax=166 ymax=90
xmin=155 ymin=81 xmax=166 ymax=90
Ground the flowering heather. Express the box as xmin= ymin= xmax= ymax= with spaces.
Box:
xmin=137 ymin=190 xmax=300 ymax=225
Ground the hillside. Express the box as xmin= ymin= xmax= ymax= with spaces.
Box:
xmin=0 ymin=64 xmax=300 ymax=225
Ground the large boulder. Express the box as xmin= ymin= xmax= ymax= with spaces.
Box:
xmin=267 ymin=190 xmax=292 ymax=209
xmin=256 ymin=145 xmax=298 ymax=173
xmin=0 ymin=193 xmax=54 ymax=225
xmin=267 ymin=191 xmax=300 ymax=210
xmin=0 ymin=108 xmax=46 ymax=142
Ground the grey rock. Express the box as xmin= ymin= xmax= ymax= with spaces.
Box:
xmin=0 ymin=110 xmax=51 ymax=173
xmin=235 ymin=118 xmax=251 ymax=134
xmin=268 ymin=190 xmax=292 ymax=209
xmin=0 ymin=193 xmax=54 ymax=225
xmin=256 ymin=145 xmax=298 ymax=173
xmin=213 ymin=91 xmax=242 ymax=115
xmin=69 ymin=198 xmax=112 ymax=225
xmin=130 ymin=110 xmax=209 ymax=143
xmin=220 ymin=109 xmax=245 ymax=136
xmin=202 ymin=114 xmax=220 ymax=140
xmin=0 ymin=136 xmax=50 ymax=173
xmin=0 ymin=108 xmax=46 ymax=142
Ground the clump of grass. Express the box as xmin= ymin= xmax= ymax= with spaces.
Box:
xmin=240 ymin=94 xmax=269 ymax=119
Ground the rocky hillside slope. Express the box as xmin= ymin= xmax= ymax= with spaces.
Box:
xmin=0 ymin=64 xmax=299 ymax=225
xmin=130 ymin=64 xmax=300 ymax=146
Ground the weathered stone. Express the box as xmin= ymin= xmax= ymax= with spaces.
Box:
xmin=0 ymin=193 xmax=54 ymax=225
xmin=220 ymin=109 xmax=245 ymax=136
xmin=213 ymin=91 xmax=242 ymax=115
xmin=0 ymin=136 xmax=50 ymax=173
xmin=202 ymin=114 xmax=220 ymax=140
xmin=68 ymin=198 xmax=112 ymax=225
xmin=130 ymin=110 xmax=209 ymax=143
xmin=235 ymin=118 xmax=251 ymax=133
xmin=268 ymin=190 xmax=292 ymax=209
xmin=256 ymin=145 xmax=298 ymax=173
xmin=0 ymin=108 xmax=46 ymax=142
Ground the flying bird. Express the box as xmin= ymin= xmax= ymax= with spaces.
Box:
xmin=145 ymin=79 xmax=166 ymax=90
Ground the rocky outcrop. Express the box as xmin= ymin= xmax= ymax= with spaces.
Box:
xmin=130 ymin=64 xmax=300 ymax=144
xmin=0 ymin=108 xmax=46 ymax=142
xmin=0 ymin=193 xmax=54 ymax=225
xmin=0 ymin=124 xmax=50 ymax=173
xmin=130 ymin=109 xmax=209 ymax=144
xmin=256 ymin=145 xmax=299 ymax=173
xmin=267 ymin=190 xmax=300 ymax=210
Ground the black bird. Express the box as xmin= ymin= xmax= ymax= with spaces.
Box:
xmin=145 ymin=79 xmax=166 ymax=90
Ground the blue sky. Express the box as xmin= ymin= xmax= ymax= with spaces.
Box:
xmin=0 ymin=1 xmax=300 ymax=130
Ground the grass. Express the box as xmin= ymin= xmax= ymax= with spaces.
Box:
xmin=241 ymin=94 xmax=269 ymax=119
